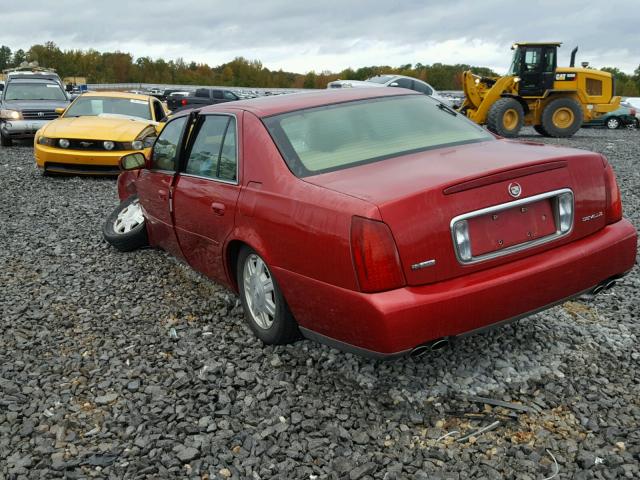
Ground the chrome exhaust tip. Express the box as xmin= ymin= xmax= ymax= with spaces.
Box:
xmin=603 ymin=279 xmax=617 ymax=291
xmin=410 ymin=337 xmax=451 ymax=357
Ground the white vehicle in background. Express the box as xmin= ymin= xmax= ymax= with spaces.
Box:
xmin=327 ymin=74 xmax=451 ymax=105
xmin=623 ymin=98 xmax=640 ymax=124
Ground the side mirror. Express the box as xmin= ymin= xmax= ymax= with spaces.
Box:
xmin=119 ymin=152 xmax=146 ymax=171
xmin=389 ymin=82 xmax=399 ymax=87
xmin=55 ymin=107 xmax=66 ymax=115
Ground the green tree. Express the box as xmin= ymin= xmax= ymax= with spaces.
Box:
xmin=0 ymin=46 xmax=12 ymax=70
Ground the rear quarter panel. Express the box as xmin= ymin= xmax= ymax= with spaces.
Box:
xmin=229 ymin=112 xmax=379 ymax=292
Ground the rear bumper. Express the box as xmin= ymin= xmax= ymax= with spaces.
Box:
xmin=34 ymin=144 xmax=149 ymax=175
xmin=275 ymin=219 xmax=637 ymax=358
xmin=2 ymin=119 xmax=50 ymax=138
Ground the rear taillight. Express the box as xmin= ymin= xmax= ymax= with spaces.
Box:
xmin=350 ymin=216 xmax=405 ymax=293
xmin=604 ymin=162 xmax=623 ymax=224
xmin=181 ymin=98 xmax=187 ymax=106
xmin=631 ymin=108 xmax=637 ymax=116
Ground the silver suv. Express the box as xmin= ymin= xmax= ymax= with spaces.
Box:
xmin=0 ymin=73 xmax=70 ymax=146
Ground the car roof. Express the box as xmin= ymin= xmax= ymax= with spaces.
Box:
xmin=79 ymin=91 xmax=153 ymax=101
xmin=198 ymin=88 xmax=419 ymax=118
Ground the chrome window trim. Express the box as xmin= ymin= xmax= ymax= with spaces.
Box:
xmin=450 ymin=188 xmax=574 ymax=265
xmin=182 ymin=113 xmax=239 ymax=186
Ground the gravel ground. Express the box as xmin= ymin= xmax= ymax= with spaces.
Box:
xmin=1 ymin=127 xmax=639 ymax=479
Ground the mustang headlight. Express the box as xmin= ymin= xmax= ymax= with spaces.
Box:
xmin=131 ymin=140 xmax=143 ymax=150
xmin=0 ymin=109 xmax=22 ymax=120
xmin=58 ymin=139 xmax=70 ymax=148
xmin=37 ymin=136 xmax=56 ymax=146
xmin=103 ymin=141 xmax=115 ymax=151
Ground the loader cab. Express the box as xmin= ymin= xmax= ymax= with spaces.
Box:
xmin=508 ymin=42 xmax=559 ymax=97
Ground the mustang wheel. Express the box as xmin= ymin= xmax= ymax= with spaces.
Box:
xmin=237 ymin=247 xmax=299 ymax=345
xmin=102 ymin=195 xmax=149 ymax=252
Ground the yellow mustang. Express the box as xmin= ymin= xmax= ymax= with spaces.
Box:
xmin=34 ymin=92 xmax=168 ymax=175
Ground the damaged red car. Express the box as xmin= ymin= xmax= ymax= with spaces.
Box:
xmin=103 ymin=88 xmax=637 ymax=358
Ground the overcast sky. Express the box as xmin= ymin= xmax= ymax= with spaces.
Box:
xmin=1 ymin=0 xmax=639 ymax=74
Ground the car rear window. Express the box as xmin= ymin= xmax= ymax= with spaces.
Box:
xmin=264 ymin=95 xmax=494 ymax=177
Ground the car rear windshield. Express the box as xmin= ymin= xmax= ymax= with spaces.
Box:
xmin=4 ymin=82 xmax=67 ymax=101
xmin=264 ymin=95 xmax=494 ymax=177
xmin=64 ymin=97 xmax=151 ymax=120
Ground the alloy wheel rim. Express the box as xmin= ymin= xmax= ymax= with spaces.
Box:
xmin=243 ymin=254 xmax=276 ymax=329
xmin=113 ymin=200 xmax=144 ymax=234
xmin=552 ymin=107 xmax=575 ymax=129
xmin=607 ymin=118 xmax=619 ymax=129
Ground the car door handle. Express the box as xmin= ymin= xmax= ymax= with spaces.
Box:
xmin=211 ymin=202 xmax=225 ymax=216
xmin=158 ymin=189 xmax=168 ymax=201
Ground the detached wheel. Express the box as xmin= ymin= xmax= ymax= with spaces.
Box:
xmin=533 ymin=124 xmax=551 ymax=137
xmin=541 ymin=97 xmax=583 ymax=137
xmin=0 ymin=131 xmax=13 ymax=147
xmin=237 ymin=247 xmax=299 ymax=345
xmin=486 ymin=98 xmax=524 ymax=138
xmin=605 ymin=117 xmax=621 ymax=130
xmin=102 ymin=195 xmax=149 ymax=252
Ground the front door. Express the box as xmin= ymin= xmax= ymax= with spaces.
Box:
xmin=136 ymin=115 xmax=189 ymax=257
xmin=172 ymin=113 xmax=242 ymax=283
xmin=518 ymin=47 xmax=556 ymax=97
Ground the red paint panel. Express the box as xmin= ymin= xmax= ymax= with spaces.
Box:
xmin=468 ymin=199 xmax=556 ymax=257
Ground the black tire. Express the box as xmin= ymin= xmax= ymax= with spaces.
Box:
xmin=237 ymin=246 xmax=300 ymax=345
xmin=605 ymin=117 xmax=621 ymax=130
xmin=102 ymin=195 xmax=149 ymax=252
xmin=486 ymin=97 xmax=525 ymax=138
xmin=533 ymin=124 xmax=552 ymax=137
xmin=541 ymin=97 xmax=584 ymax=137
xmin=0 ymin=131 xmax=13 ymax=147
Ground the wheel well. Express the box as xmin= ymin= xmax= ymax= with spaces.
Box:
xmin=226 ymin=240 xmax=247 ymax=292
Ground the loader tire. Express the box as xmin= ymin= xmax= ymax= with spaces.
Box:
xmin=541 ymin=97 xmax=583 ymax=138
xmin=534 ymin=125 xmax=551 ymax=137
xmin=487 ymin=98 xmax=524 ymax=138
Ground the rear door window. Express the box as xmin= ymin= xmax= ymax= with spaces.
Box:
xmin=184 ymin=115 xmax=237 ymax=182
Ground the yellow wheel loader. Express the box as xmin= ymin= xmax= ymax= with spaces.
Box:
xmin=459 ymin=42 xmax=620 ymax=138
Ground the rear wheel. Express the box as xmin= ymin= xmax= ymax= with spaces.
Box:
xmin=541 ymin=97 xmax=583 ymax=137
xmin=605 ymin=117 xmax=621 ymax=130
xmin=237 ymin=247 xmax=299 ymax=345
xmin=486 ymin=98 xmax=524 ymax=138
xmin=102 ymin=195 xmax=149 ymax=252
xmin=0 ymin=131 xmax=13 ymax=147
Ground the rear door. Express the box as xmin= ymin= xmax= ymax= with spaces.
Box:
xmin=172 ymin=112 xmax=242 ymax=282
xmin=135 ymin=115 xmax=189 ymax=257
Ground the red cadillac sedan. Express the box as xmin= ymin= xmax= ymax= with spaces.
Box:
xmin=103 ymin=88 xmax=637 ymax=358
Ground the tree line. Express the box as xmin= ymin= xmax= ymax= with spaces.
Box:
xmin=1 ymin=42 xmax=639 ymax=95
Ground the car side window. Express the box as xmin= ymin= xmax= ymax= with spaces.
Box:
xmin=393 ymin=78 xmax=414 ymax=89
xmin=212 ymin=90 xmax=224 ymax=100
xmin=184 ymin=115 xmax=237 ymax=182
xmin=151 ymin=117 xmax=187 ymax=171
xmin=223 ymin=91 xmax=237 ymax=100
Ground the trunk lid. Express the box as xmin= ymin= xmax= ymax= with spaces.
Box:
xmin=304 ymin=139 xmax=607 ymax=285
